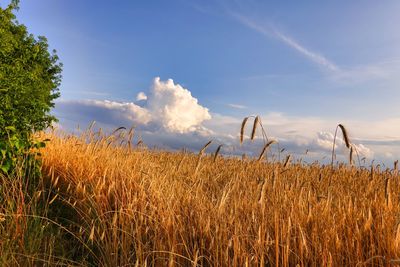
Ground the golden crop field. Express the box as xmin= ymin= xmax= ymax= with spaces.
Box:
xmin=4 ymin=1 xmax=400 ymax=266
xmin=3 ymin=127 xmax=392 ymax=266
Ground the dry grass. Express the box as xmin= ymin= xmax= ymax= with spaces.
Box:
xmin=0 ymin=162 xmax=84 ymax=266
xmin=33 ymin=129 xmax=400 ymax=266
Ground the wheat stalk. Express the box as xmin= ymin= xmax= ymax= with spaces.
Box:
xmin=331 ymin=124 xmax=352 ymax=167
xmin=88 ymin=121 xmax=96 ymax=131
xmin=240 ymin=115 xmax=269 ymax=145
xmin=258 ymin=179 xmax=268 ymax=205
xmin=199 ymin=140 xmax=212 ymax=156
xmin=213 ymin=145 xmax=223 ymax=162
xmin=283 ymin=155 xmax=291 ymax=168
xmin=240 ymin=117 xmax=249 ymax=144
xmin=127 ymin=126 xmax=135 ymax=150
xmin=349 ymin=146 xmax=353 ymax=166
xmin=111 ymin=126 xmax=126 ymax=136
xmin=257 ymin=140 xmax=277 ymax=161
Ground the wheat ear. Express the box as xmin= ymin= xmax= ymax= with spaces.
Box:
xmin=251 ymin=116 xmax=260 ymax=140
xmin=338 ymin=124 xmax=351 ymax=148
xmin=240 ymin=117 xmax=249 ymax=144
xmin=331 ymin=124 xmax=351 ymax=167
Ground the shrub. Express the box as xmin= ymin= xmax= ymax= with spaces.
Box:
xmin=0 ymin=1 xmax=62 ymax=174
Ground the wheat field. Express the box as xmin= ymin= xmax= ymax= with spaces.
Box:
xmin=9 ymin=127 xmax=392 ymax=266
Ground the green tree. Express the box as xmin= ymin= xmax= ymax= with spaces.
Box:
xmin=0 ymin=1 xmax=62 ymax=173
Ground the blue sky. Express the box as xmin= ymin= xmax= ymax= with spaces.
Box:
xmin=3 ymin=0 xmax=400 ymax=164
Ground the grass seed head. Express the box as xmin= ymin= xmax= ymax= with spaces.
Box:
xmin=251 ymin=116 xmax=260 ymax=141
xmin=240 ymin=117 xmax=249 ymax=144
xmin=338 ymin=124 xmax=351 ymax=149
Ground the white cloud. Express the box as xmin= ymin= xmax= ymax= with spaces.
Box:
xmin=136 ymin=91 xmax=147 ymax=101
xmin=56 ymin=77 xmax=211 ymax=134
xmin=315 ymin=131 xmax=336 ymax=151
xmin=271 ymin=29 xmax=339 ymax=72
xmin=228 ymin=103 xmax=247 ymax=109
xmin=353 ymin=143 xmax=374 ymax=159
xmin=90 ymin=99 xmax=151 ymax=124
xmin=146 ymin=77 xmax=211 ymax=133
xmin=314 ymin=131 xmax=373 ymax=159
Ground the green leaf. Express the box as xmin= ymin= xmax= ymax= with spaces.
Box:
xmin=1 ymin=160 xmax=11 ymax=173
xmin=5 ymin=126 xmax=16 ymax=132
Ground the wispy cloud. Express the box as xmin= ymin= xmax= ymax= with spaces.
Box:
xmin=79 ymin=91 xmax=110 ymax=97
xmin=228 ymin=11 xmax=400 ymax=85
xmin=329 ymin=59 xmax=400 ymax=84
xmin=227 ymin=103 xmax=247 ymax=109
xmin=271 ymin=29 xmax=339 ymax=72
xmin=231 ymin=13 xmax=339 ymax=72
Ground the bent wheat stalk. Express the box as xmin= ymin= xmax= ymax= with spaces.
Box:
xmin=257 ymin=140 xmax=277 ymax=162
xmin=199 ymin=140 xmax=212 ymax=156
xmin=331 ymin=124 xmax=351 ymax=167
xmin=195 ymin=140 xmax=213 ymax=174
xmin=240 ymin=115 xmax=269 ymax=145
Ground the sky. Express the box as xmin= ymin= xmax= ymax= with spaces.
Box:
xmin=2 ymin=0 xmax=400 ymax=165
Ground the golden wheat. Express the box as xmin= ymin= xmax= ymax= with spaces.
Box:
xmin=25 ymin=129 xmax=400 ymax=266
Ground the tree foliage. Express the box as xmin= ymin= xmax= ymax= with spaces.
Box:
xmin=0 ymin=2 xmax=62 ymax=174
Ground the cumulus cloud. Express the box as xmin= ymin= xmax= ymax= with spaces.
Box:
xmin=56 ymin=77 xmax=211 ymax=134
xmin=146 ymin=77 xmax=211 ymax=133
